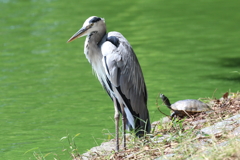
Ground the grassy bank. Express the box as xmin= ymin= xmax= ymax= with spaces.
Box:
xmin=32 ymin=92 xmax=240 ymax=159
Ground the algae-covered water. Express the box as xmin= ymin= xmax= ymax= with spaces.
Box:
xmin=0 ymin=0 xmax=239 ymax=159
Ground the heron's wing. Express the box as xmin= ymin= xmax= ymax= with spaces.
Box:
xmin=101 ymin=32 xmax=150 ymax=133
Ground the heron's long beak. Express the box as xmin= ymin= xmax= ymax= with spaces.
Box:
xmin=67 ymin=27 xmax=88 ymax=43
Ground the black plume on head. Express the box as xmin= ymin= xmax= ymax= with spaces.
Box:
xmin=89 ymin=17 xmax=101 ymax=23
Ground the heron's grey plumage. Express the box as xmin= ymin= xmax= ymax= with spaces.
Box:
xmin=102 ymin=32 xmax=150 ymax=133
xmin=67 ymin=16 xmax=150 ymax=151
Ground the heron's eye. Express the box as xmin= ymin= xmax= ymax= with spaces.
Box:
xmin=87 ymin=23 xmax=93 ymax=29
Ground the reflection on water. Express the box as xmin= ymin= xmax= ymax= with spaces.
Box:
xmin=0 ymin=0 xmax=239 ymax=159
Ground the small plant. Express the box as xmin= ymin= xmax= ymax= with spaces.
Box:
xmin=60 ymin=133 xmax=81 ymax=159
xmin=25 ymin=147 xmax=57 ymax=160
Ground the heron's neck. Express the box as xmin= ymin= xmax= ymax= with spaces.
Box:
xmin=85 ymin=31 xmax=106 ymax=61
xmin=84 ymin=31 xmax=107 ymax=81
xmin=90 ymin=31 xmax=106 ymax=45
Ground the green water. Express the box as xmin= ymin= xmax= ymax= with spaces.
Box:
xmin=1 ymin=0 xmax=239 ymax=159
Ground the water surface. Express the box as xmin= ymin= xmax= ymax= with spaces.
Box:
xmin=0 ymin=0 xmax=239 ymax=159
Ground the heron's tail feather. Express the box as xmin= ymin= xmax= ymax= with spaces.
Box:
xmin=124 ymin=106 xmax=151 ymax=137
xmin=135 ymin=116 xmax=151 ymax=137
xmin=124 ymin=107 xmax=135 ymax=131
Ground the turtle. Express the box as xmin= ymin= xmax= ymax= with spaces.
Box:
xmin=160 ymin=94 xmax=212 ymax=118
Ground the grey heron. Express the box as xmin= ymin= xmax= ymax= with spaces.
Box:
xmin=67 ymin=16 xmax=151 ymax=151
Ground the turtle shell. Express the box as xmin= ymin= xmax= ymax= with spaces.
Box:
xmin=171 ymin=99 xmax=211 ymax=115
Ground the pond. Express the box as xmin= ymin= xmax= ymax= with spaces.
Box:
xmin=0 ymin=0 xmax=239 ymax=159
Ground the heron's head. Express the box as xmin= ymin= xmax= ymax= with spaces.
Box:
xmin=67 ymin=16 xmax=105 ymax=43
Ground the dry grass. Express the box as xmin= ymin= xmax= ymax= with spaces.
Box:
xmin=31 ymin=92 xmax=240 ymax=160
xmin=80 ymin=92 xmax=240 ymax=160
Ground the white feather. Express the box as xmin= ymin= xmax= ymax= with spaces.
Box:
xmin=124 ymin=107 xmax=135 ymax=130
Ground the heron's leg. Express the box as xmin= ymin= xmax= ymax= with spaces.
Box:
xmin=113 ymin=98 xmax=120 ymax=152
xmin=121 ymin=104 xmax=127 ymax=150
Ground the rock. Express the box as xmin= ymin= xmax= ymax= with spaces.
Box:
xmin=81 ymin=139 xmax=116 ymax=160
xmin=201 ymin=114 xmax=240 ymax=135
xmin=232 ymin=126 xmax=240 ymax=136
xmin=154 ymin=153 xmax=175 ymax=160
